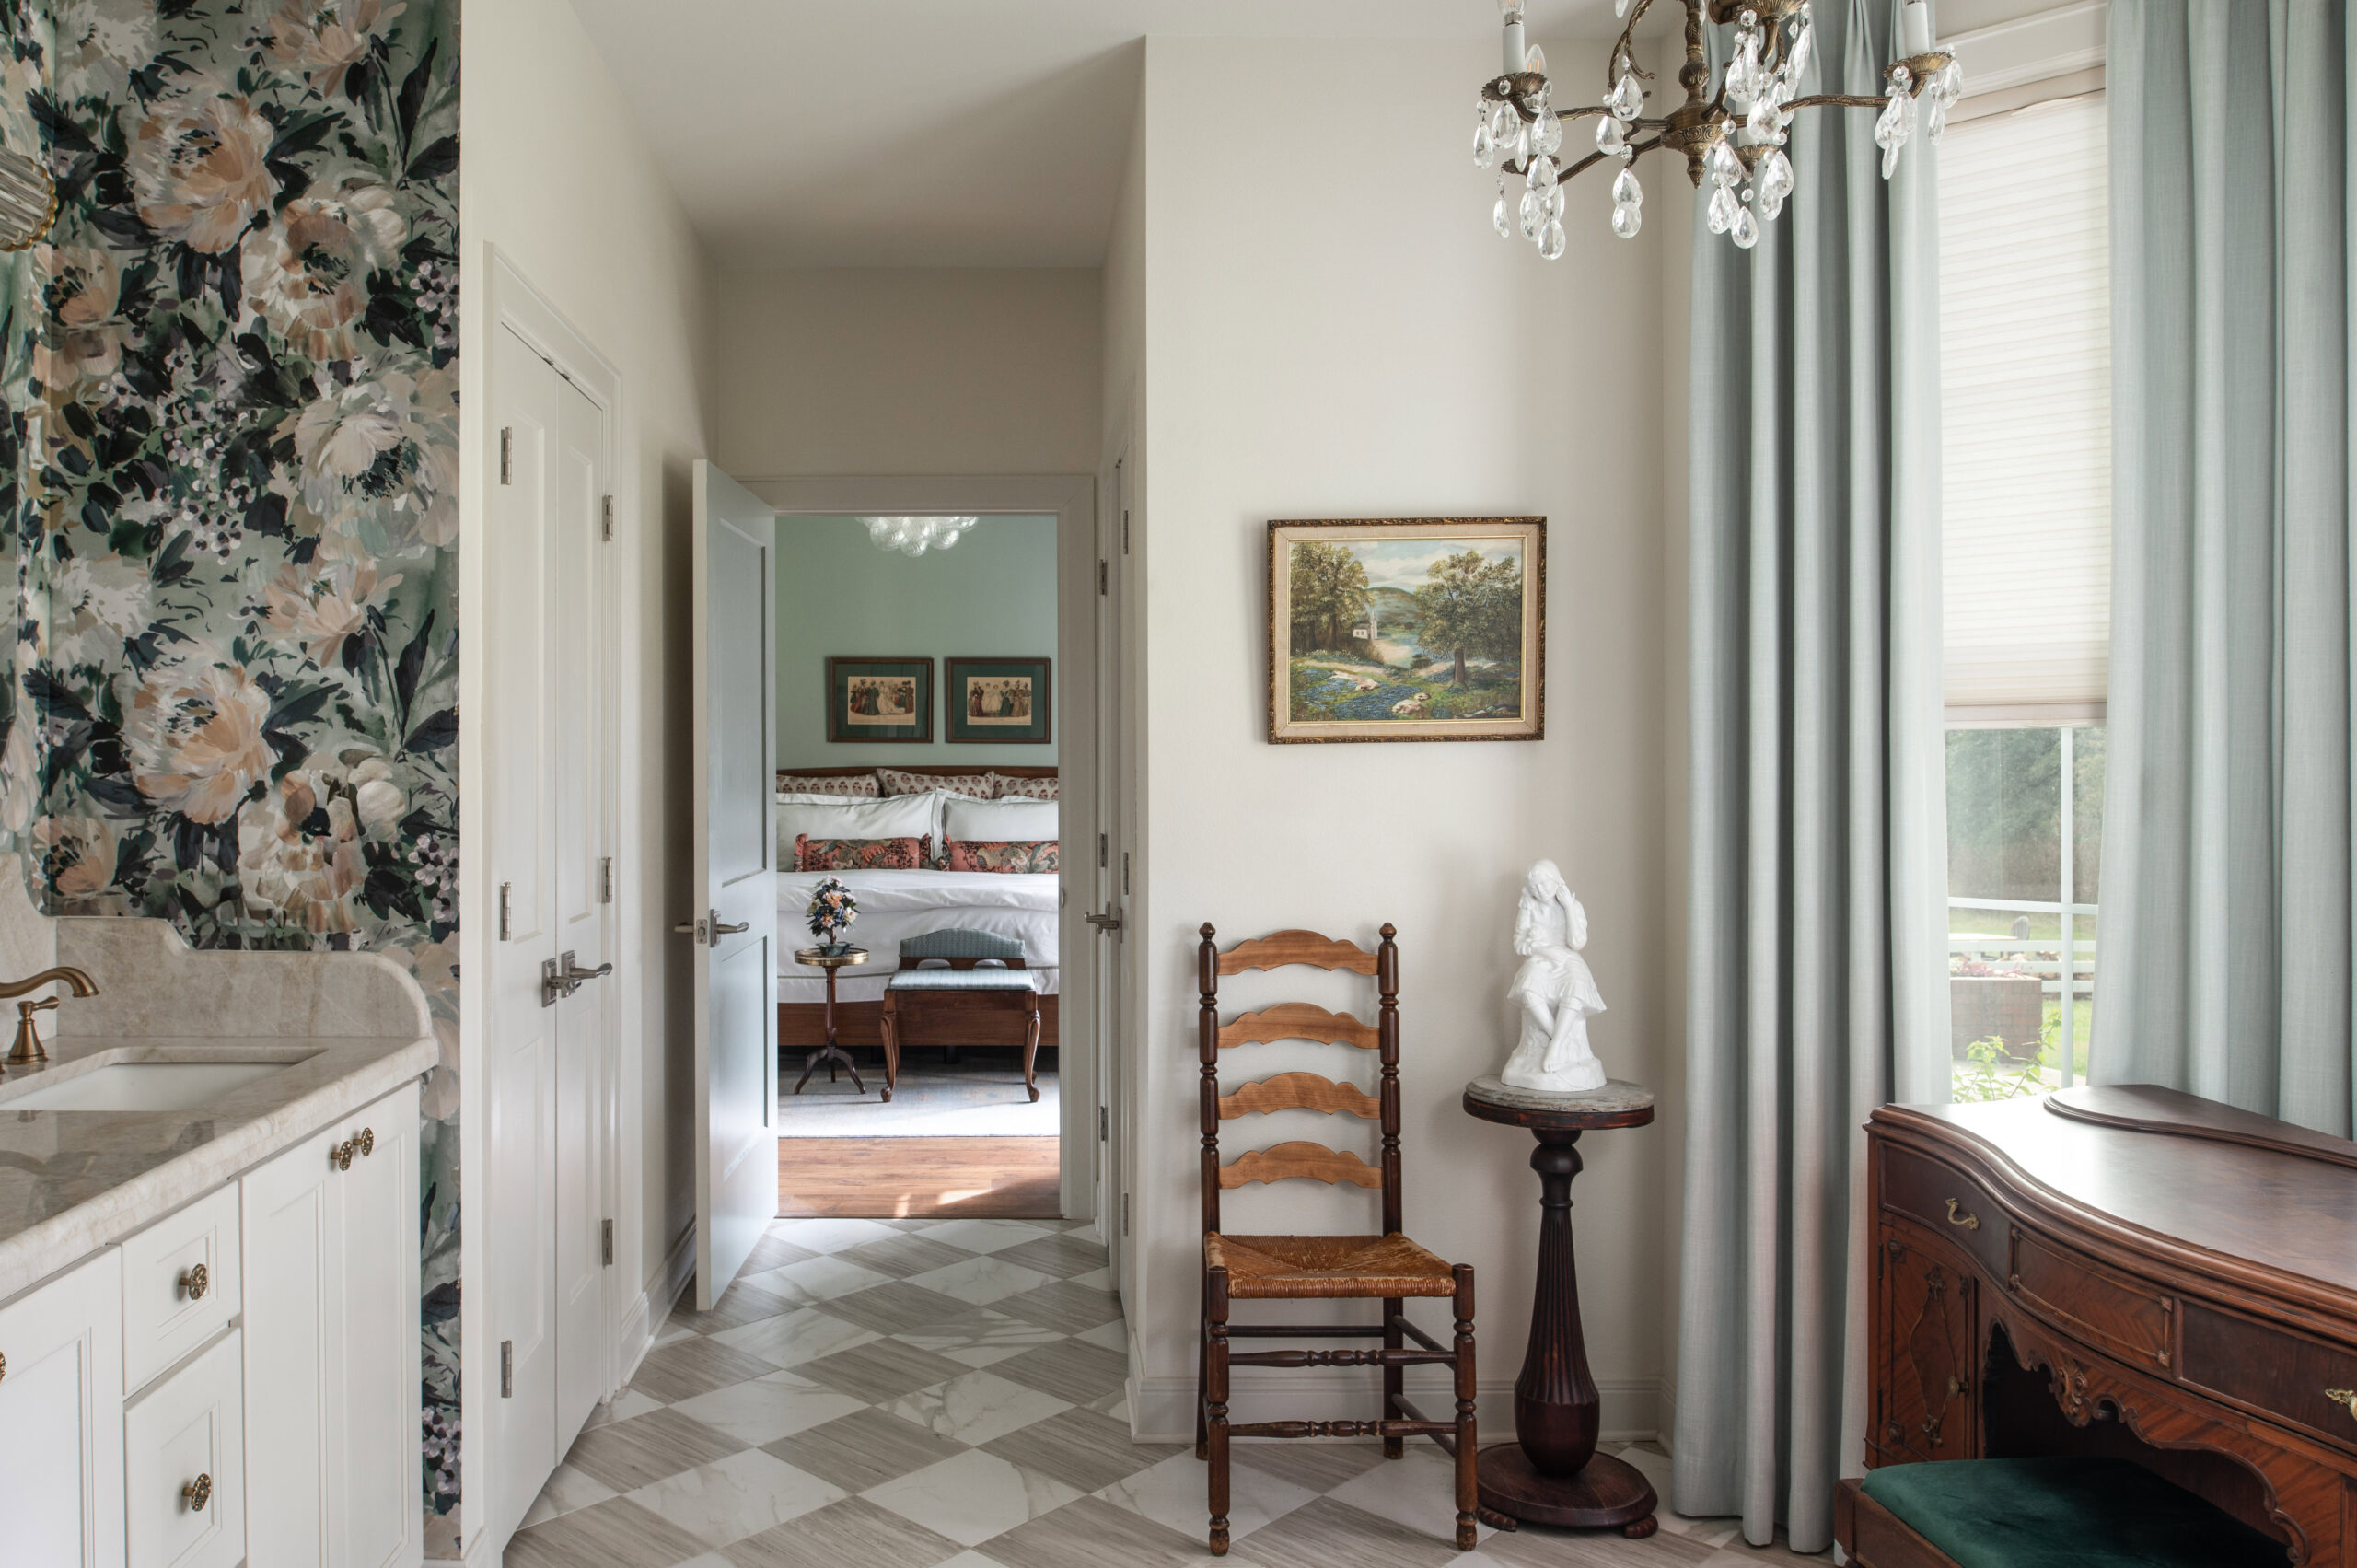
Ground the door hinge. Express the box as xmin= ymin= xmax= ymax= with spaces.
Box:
xmin=1122 ymin=851 xmax=1131 ymax=896
xmin=500 ymin=1340 xmax=515 ymax=1398
xmin=601 ymin=1218 xmax=614 ymax=1267
xmin=1122 ymin=1192 xmax=1131 ymax=1237
xmin=1098 ymin=832 xmax=1108 ymax=869
xmin=499 ymin=426 xmax=513 ymax=485
xmin=1097 ymin=559 xmax=1108 ymax=596
xmin=599 ymin=857 xmax=614 ymax=904
xmin=1099 ymin=1105 xmax=1109 ymax=1143
xmin=1121 ymin=508 xmax=1130 ymax=554
xmin=601 ymin=494 xmax=614 ymax=541
xmin=499 ymin=881 xmax=512 ymax=941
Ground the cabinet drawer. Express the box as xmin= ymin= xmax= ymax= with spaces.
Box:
xmin=1880 ymin=1144 xmax=2011 ymax=1281
xmin=2178 ymin=1300 xmax=2357 ymax=1456
xmin=122 ymin=1184 xmax=240 ymax=1393
xmin=2011 ymin=1231 xmax=2175 ymax=1373
xmin=125 ymin=1327 xmax=244 ymax=1568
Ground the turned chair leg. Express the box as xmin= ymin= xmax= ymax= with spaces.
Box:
xmin=1383 ymin=1295 xmax=1405 ymax=1458
xmin=1207 ymin=1266 xmax=1232 ymax=1555
xmin=1195 ymin=1267 xmax=1210 ymax=1459
xmin=878 ymin=999 xmax=900 ymax=1102
xmin=1023 ymin=995 xmax=1041 ymax=1102
xmin=1453 ymin=1263 xmax=1478 ymax=1551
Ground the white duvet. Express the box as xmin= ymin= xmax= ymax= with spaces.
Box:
xmin=776 ymin=869 xmax=1061 ymax=1002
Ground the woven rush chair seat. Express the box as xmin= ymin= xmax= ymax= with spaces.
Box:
xmin=1206 ymin=1233 xmax=1457 ymax=1299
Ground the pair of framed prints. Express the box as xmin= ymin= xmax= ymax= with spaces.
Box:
xmin=826 ymin=656 xmax=1051 ymax=745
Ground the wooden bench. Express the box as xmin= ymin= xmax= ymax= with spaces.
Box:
xmin=878 ymin=930 xmax=1043 ymax=1103
xmin=1836 ymin=1459 xmax=2293 ymax=1568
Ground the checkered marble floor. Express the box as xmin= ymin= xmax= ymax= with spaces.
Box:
xmin=507 ymin=1215 xmax=1824 ymax=1568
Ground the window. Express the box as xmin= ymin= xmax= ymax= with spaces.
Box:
xmin=1939 ymin=87 xmax=2109 ymax=1099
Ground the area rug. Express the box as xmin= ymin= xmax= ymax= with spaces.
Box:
xmin=776 ymin=1060 xmax=1060 ymax=1136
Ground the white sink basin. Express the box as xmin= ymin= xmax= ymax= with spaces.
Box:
xmin=2 ymin=1060 xmax=296 ymax=1112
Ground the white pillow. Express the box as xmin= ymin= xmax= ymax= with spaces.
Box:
xmin=943 ymin=796 xmax=1060 ymax=843
xmin=776 ymin=793 xmax=940 ymax=865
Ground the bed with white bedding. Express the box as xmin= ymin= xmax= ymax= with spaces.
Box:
xmin=775 ymin=867 xmax=1059 ymax=1003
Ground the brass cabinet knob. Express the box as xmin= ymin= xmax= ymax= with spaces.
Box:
xmin=180 ymin=1263 xmax=208 ymax=1301
xmin=331 ymin=1139 xmax=354 ymax=1172
xmin=1944 ymin=1197 xmax=1980 ymax=1231
xmin=359 ymin=1127 xmax=375 ymax=1157
xmin=183 ymin=1472 xmax=213 ymax=1512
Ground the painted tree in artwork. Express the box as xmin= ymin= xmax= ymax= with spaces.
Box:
xmin=1415 ymin=549 xmax=1523 ymax=688
xmin=1290 ymin=542 xmax=1373 ymax=654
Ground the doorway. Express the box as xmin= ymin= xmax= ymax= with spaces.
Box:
xmin=745 ymin=476 xmax=1100 ymax=1227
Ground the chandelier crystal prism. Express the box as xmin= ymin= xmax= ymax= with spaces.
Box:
xmin=1474 ymin=0 xmax=1960 ymax=257
xmin=862 ymin=516 xmax=980 ymax=556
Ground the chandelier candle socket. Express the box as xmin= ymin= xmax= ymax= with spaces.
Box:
xmin=862 ymin=515 xmax=980 ymax=556
xmin=1475 ymin=0 xmax=1959 ymax=257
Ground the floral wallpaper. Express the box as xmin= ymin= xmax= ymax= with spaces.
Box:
xmin=7 ymin=0 xmax=463 ymax=1551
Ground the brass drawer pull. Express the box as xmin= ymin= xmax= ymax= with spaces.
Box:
xmin=331 ymin=1127 xmax=376 ymax=1171
xmin=180 ymin=1263 xmax=209 ymax=1301
xmin=183 ymin=1472 xmax=213 ymax=1512
xmin=2327 ymin=1388 xmax=2357 ymax=1419
xmin=1945 ymin=1198 xmax=1980 ymax=1231
xmin=359 ymin=1126 xmax=374 ymax=1157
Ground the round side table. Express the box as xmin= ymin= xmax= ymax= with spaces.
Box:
xmin=1462 ymin=1074 xmax=1658 ymax=1539
xmin=792 ymin=947 xmax=870 ymax=1097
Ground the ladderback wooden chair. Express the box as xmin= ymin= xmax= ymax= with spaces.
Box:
xmin=1195 ymin=922 xmax=1476 ymax=1555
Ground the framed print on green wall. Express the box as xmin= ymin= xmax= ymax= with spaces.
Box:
xmin=826 ymin=656 xmax=935 ymax=743
xmin=946 ymin=656 xmax=1051 ymax=744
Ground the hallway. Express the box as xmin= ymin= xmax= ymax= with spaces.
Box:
xmin=505 ymin=1217 xmax=1813 ymax=1567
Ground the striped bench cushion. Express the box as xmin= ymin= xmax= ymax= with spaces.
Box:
xmin=886 ymin=968 xmax=1039 ymax=993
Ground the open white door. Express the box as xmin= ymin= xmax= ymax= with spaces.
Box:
xmin=690 ymin=461 xmax=779 ymax=1309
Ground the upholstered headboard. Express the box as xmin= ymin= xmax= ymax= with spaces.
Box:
xmin=778 ymin=765 xmax=1057 ymax=784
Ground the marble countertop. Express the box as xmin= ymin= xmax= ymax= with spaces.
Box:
xmin=0 ymin=1032 xmax=435 ymax=1303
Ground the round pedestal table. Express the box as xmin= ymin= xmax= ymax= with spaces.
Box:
xmin=792 ymin=947 xmax=870 ymax=1097
xmin=1461 ymin=1074 xmax=1658 ymax=1539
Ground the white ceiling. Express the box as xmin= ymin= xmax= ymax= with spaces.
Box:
xmin=564 ymin=0 xmax=1655 ymax=270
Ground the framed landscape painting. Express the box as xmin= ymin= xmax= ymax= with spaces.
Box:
xmin=1267 ymin=517 xmax=1545 ymax=744
xmin=827 ymin=656 xmax=934 ymax=743
xmin=946 ymin=656 xmax=1052 ymax=744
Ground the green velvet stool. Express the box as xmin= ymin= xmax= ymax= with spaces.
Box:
xmin=1839 ymin=1458 xmax=2289 ymax=1568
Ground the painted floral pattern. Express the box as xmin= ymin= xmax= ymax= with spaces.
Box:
xmin=6 ymin=0 xmax=461 ymax=1548
xmin=795 ymin=832 xmax=927 ymax=872
xmin=877 ymin=764 xmax=991 ymax=799
xmin=945 ymin=837 xmax=1060 ymax=874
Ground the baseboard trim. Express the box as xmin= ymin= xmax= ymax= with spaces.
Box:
xmin=1128 ymin=1372 xmax=1665 ymax=1447
xmin=619 ymin=1222 xmax=697 ymax=1389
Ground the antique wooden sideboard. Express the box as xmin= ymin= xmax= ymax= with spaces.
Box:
xmin=1866 ymin=1086 xmax=2357 ymax=1565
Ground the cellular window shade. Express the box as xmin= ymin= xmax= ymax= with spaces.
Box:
xmin=1939 ymin=91 xmax=2110 ymax=722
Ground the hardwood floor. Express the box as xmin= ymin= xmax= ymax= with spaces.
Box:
xmin=778 ymin=1135 xmax=1062 ymax=1219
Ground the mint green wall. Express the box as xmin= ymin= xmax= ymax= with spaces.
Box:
xmin=778 ymin=516 xmax=1058 ymax=766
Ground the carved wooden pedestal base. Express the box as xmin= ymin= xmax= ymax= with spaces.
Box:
xmin=1477 ymin=1446 xmax=1658 ymax=1535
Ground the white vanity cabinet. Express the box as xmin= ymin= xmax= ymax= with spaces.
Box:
xmin=245 ymin=1078 xmax=423 ymax=1568
xmin=0 ymin=1248 xmax=127 ymax=1567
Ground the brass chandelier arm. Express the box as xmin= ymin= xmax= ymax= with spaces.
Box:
xmin=1608 ymin=0 xmax=1663 ymax=92
xmin=1779 ymin=94 xmax=1898 ymax=112
xmin=1562 ymin=134 xmax=1668 ymax=183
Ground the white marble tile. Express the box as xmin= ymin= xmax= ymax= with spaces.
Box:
xmin=862 ymin=1448 xmax=1083 ymax=1547
xmin=626 ymin=1448 xmax=844 ymax=1549
xmin=940 ymin=1344 xmax=1029 ymax=1370
xmin=667 ymin=1370 xmax=869 ymax=1446
xmin=904 ymin=1254 xmax=1057 ymax=1307
xmin=769 ymin=1216 xmax=902 ymax=1253
xmin=580 ymin=1388 xmax=663 ymax=1431
xmin=1096 ymin=1448 xmax=1315 ymax=1543
xmin=891 ymin=1309 xmax=1063 ymax=1357
xmin=517 ymin=1463 xmax=615 ymax=1529
xmin=1063 ymin=1265 xmax=1113 ymax=1291
xmin=1073 ymin=1318 xmax=1129 ymax=1353
xmin=1086 ymin=1388 xmax=1131 ymax=1421
xmin=932 ymin=1555 xmax=1015 ymax=1568
xmin=711 ymin=1306 xmax=880 ymax=1368
xmin=1324 ymin=1446 xmax=1496 ymax=1546
xmin=915 ymin=1218 xmax=1053 ymax=1255
xmin=651 ymin=1320 xmax=702 ymax=1349
xmin=879 ymin=1369 xmax=1071 ymax=1446
xmin=753 ymin=1253 xmax=897 ymax=1306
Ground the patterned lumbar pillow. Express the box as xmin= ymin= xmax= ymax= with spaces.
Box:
xmin=990 ymin=772 xmax=1059 ymax=800
xmin=777 ymin=771 xmax=880 ymax=798
xmin=944 ymin=838 xmax=1059 ymax=874
xmin=877 ymin=766 xmax=992 ymax=799
xmin=795 ymin=834 xmax=929 ymax=872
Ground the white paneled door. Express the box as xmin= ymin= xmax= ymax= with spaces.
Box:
xmin=691 ymin=462 xmax=779 ymax=1309
xmin=485 ymin=318 xmax=616 ymax=1547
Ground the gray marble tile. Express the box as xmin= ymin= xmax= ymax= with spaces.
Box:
xmin=626 ymin=1448 xmax=844 ymax=1550
xmin=630 ymin=1335 xmax=790 ymax=1404
xmin=1476 ymin=1520 xmax=1718 ymax=1566
xmin=988 ymin=1338 xmax=1130 ymax=1404
xmin=991 ymin=1230 xmax=1110 ymax=1279
xmin=563 ymin=1408 xmax=748 ymax=1494
xmin=763 ymin=1406 xmax=972 ymax=1493
xmin=978 ymin=1405 xmax=1179 ymax=1493
xmin=862 ymin=1447 xmax=1084 ymax=1548
xmin=517 ymin=1462 xmax=617 ymax=1529
xmin=667 ymin=1370 xmax=870 ymax=1448
xmin=993 ymin=1278 xmax=1123 ymax=1334
xmin=1230 ymin=1439 xmax=1393 ymax=1493
xmin=976 ymin=1491 xmax=1211 ymax=1568
xmin=1224 ymin=1494 xmax=1459 ymax=1568
xmin=718 ymin=1495 xmax=966 ymax=1568
xmin=505 ymin=1494 xmax=714 ymax=1568
xmin=744 ymin=1233 xmax=824 ymax=1272
xmin=1324 ymin=1445 xmax=1492 ymax=1548
xmin=1094 ymin=1448 xmax=1318 ymax=1546
xmin=665 ymin=1281 xmax=796 ymax=1337
xmin=881 ymin=1368 xmax=1071 ymax=1446
xmin=711 ymin=1305 xmax=881 ymax=1370
xmin=838 ymin=1233 xmax=980 ymax=1279
xmin=795 ymin=1338 xmax=978 ymax=1403
xmin=822 ymin=1280 xmax=993 ymax=1335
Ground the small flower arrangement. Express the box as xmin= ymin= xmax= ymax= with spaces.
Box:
xmin=807 ymin=877 xmax=858 ymax=952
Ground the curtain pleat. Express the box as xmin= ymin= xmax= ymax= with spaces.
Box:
xmin=1672 ymin=0 xmax=1950 ymax=1551
xmin=2096 ymin=0 xmax=2356 ymax=1134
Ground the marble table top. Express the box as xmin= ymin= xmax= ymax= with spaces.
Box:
xmin=0 ymin=1032 xmax=436 ymax=1303
xmin=1463 ymin=1074 xmax=1656 ymax=1115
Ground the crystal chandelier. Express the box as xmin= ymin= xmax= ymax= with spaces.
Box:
xmin=862 ymin=516 xmax=979 ymax=556
xmin=1474 ymin=0 xmax=1960 ymax=256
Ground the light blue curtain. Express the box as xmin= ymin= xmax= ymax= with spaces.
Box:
xmin=1672 ymin=0 xmax=1951 ymax=1551
xmin=2095 ymin=1 xmax=2356 ymax=1135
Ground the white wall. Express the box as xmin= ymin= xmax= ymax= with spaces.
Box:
xmin=460 ymin=0 xmax=712 ymax=1547
xmin=712 ymin=268 xmax=1102 ymax=478
xmin=1125 ymin=33 xmax=1681 ymax=1441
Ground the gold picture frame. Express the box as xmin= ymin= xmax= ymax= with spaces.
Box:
xmin=1267 ymin=517 xmax=1545 ymax=744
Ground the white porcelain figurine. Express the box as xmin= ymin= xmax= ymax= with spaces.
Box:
xmin=1501 ymin=859 xmax=1608 ymax=1093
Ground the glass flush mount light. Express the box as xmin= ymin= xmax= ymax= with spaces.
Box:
xmin=862 ymin=516 xmax=980 ymax=556
xmin=1474 ymin=0 xmax=1959 ymax=257
xmin=0 ymin=147 xmax=56 ymax=252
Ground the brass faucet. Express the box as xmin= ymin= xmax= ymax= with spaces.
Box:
xmin=0 ymin=967 xmax=98 ymax=1067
